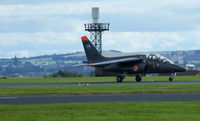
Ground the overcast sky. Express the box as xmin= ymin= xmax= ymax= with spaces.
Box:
xmin=0 ymin=0 xmax=200 ymax=58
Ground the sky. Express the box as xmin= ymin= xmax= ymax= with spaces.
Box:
xmin=0 ymin=0 xmax=200 ymax=58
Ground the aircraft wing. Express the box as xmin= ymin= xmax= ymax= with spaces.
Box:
xmin=87 ymin=57 xmax=143 ymax=66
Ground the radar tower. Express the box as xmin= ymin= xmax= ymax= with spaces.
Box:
xmin=84 ymin=7 xmax=110 ymax=54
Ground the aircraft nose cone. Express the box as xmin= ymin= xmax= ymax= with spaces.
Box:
xmin=181 ymin=67 xmax=186 ymax=72
xmin=174 ymin=65 xmax=186 ymax=72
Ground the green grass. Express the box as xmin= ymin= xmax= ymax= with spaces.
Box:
xmin=1 ymin=84 xmax=200 ymax=96
xmin=0 ymin=101 xmax=200 ymax=121
xmin=0 ymin=76 xmax=200 ymax=84
xmin=0 ymin=76 xmax=200 ymax=96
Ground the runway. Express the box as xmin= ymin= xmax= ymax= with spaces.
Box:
xmin=0 ymin=93 xmax=200 ymax=104
xmin=0 ymin=81 xmax=200 ymax=87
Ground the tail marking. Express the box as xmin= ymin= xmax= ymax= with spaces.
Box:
xmin=81 ymin=36 xmax=88 ymax=41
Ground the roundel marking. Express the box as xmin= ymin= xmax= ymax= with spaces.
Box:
xmin=86 ymin=44 xmax=91 ymax=49
xmin=133 ymin=65 xmax=139 ymax=72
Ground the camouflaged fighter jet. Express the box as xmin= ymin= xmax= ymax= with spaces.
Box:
xmin=81 ymin=36 xmax=186 ymax=82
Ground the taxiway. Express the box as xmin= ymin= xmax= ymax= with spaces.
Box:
xmin=0 ymin=81 xmax=200 ymax=87
xmin=0 ymin=93 xmax=200 ymax=104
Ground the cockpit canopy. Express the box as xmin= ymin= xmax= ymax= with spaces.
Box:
xmin=147 ymin=54 xmax=173 ymax=64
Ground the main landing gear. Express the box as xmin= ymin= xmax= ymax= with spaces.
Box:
xmin=169 ymin=73 xmax=176 ymax=81
xmin=116 ymin=74 xmax=142 ymax=83
xmin=116 ymin=75 xmax=123 ymax=83
xmin=135 ymin=74 xmax=142 ymax=82
xmin=116 ymin=73 xmax=176 ymax=82
xmin=116 ymin=73 xmax=126 ymax=83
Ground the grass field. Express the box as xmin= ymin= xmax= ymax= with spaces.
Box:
xmin=1 ymin=77 xmax=200 ymax=121
xmin=0 ymin=84 xmax=200 ymax=96
xmin=0 ymin=76 xmax=200 ymax=96
xmin=0 ymin=76 xmax=200 ymax=84
xmin=0 ymin=101 xmax=200 ymax=121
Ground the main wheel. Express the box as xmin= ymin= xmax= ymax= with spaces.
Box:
xmin=116 ymin=75 xmax=123 ymax=83
xmin=135 ymin=75 xmax=142 ymax=82
xmin=169 ymin=77 xmax=173 ymax=81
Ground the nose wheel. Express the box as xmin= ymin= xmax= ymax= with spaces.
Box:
xmin=169 ymin=77 xmax=173 ymax=81
xmin=169 ymin=73 xmax=176 ymax=81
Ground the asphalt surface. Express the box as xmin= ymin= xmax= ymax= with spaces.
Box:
xmin=1 ymin=81 xmax=200 ymax=104
xmin=0 ymin=93 xmax=200 ymax=104
xmin=1 ymin=81 xmax=200 ymax=87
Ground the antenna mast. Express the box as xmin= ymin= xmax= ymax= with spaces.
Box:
xmin=84 ymin=7 xmax=110 ymax=54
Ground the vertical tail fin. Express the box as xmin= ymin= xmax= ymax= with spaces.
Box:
xmin=81 ymin=36 xmax=105 ymax=62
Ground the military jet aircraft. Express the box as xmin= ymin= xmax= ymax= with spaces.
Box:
xmin=81 ymin=36 xmax=186 ymax=82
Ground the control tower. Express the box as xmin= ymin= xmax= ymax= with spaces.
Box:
xmin=84 ymin=7 xmax=110 ymax=54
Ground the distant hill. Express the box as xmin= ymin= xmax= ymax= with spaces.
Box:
xmin=0 ymin=50 xmax=200 ymax=77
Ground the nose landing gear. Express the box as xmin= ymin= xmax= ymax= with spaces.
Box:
xmin=169 ymin=73 xmax=176 ymax=81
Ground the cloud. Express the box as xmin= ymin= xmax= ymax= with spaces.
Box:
xmin=0 ymin=0 xmax=200 ymax=33
xmin=0 ymin=0 xmax=200 ymax=58
xmin=0 ymin=15 xmax=88 ymax=33
xmin=0 ymin=32 xmax=83 ymax=50
xmin=1 ymin=0 xmax=200 ymax=17
xmin=0 ymin=3 xmax=87 ymax=17
xmin=13 ymin=50 xmax=29 ymax=57
xmin=0 ymin=30 xmax=200 ymax=58
xmin=0 ymin=32 xmax=86 ymax=58
xmin=103 ymin=31 xmax=199 ymax=52
xmin=193 ymin=31 xmax=200 ymax=48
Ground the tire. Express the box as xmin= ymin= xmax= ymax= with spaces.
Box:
xmin=169 ymin=77 xmax=173 ymax=81
xmin=135 ymin=75 xmax=142 ymax=82
xmin=116 ymin=76 xmax=123 ymax=83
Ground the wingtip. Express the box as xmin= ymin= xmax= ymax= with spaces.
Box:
xmin=81 ymin=36 xmax=88 ymax=41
